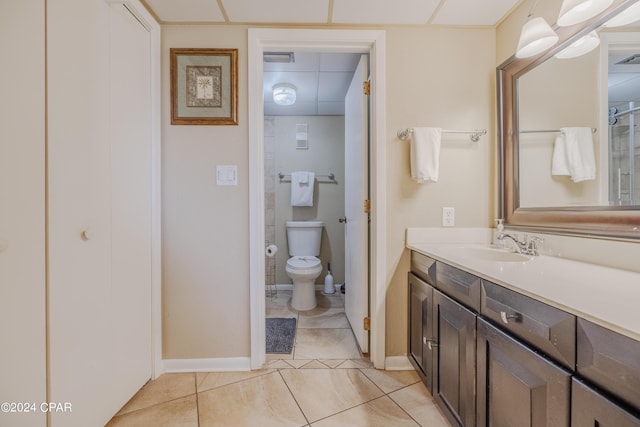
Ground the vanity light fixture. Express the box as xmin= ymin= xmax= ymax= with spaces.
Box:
xmin=555 ymin=30 xmax=600 ymax=58
xmin=557 ymin=0 xmax=614 ymax=27
xmin=516 ymin=16 xmax=559 ymax=58
xmin=603 ymin=0 xmax=640 ymax=26
xmin=272 ymin=83 xmax=297 ymax=106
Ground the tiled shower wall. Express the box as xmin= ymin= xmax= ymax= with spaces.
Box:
xmin=265 ymin=117 xmax=276 ymax=287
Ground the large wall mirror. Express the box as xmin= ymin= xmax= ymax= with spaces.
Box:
xmin=498 ymin=0 xmax=640 ymax=239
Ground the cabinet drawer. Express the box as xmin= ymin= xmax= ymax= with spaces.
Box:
xmin=571 ymin=378 xmax=640 ymax=426
xmin=481 ymin=280 xmax=576 ymax=369
xmin=435 ymin=261 xmax=480 ymax=311
xmin=577 ymin=318 xmax=640 ymax=410
xmin=411 ymin=251 xmax=436 ymax=285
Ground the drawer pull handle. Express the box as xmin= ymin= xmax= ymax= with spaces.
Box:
xmin=500 ymin=311 xmax=521 ymax=324
xmin=427 ymin=340 xmax=439 ymax=350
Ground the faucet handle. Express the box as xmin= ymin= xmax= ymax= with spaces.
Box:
xmin=526 ymin=235 xmax=544 ymax=255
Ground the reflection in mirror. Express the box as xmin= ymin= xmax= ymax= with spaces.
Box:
xmin=498 ymin=0 xmax=640 ymax=239
xmin=518 ymin=47 xmax=600 ymax=208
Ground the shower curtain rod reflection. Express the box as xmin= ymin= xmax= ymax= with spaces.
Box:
xmin=396 ymin=128 xmax=487 ymax=142
xmin=278 ymin=172 xmax=336 ymax=182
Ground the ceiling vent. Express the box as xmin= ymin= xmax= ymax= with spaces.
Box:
xmin=617 ymin=54 xmax=640 ymax=65
xmin=263 ymin=52 xmax=295 ymax=63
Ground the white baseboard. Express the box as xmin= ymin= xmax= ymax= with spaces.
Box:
xmin=163 ymin=357 xmax=251 ymax=373
xmin=384 ymin=355 xmax=414 ymax=371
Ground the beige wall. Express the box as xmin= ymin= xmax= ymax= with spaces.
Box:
xmin=162 ymin=24 xmax=496 ymax=359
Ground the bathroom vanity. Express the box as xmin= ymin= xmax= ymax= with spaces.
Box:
xmin=406 ymin=229 xmax=640 ymax=427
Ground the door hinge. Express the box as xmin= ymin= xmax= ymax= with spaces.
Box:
xmin=363 ymin=80 xmax=371 ymax=95
xmin=364 ymin=316 xmax=371 ymax=331
xmin=363 ymin=199 xmax=371 ymax=213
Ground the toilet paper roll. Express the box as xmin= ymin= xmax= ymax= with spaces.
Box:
xmin=265 ymin=244 xmax=278 ymax=257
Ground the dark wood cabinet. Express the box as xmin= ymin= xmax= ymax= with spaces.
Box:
xmin=571 ymin=378 xmax=640 ymax=426
xmin=408 ymin=272 xmax=435 ymax=391
xmin=434 ymin=290 xmax=476 ymax=427
xmin=477 ymin=319 xmax=571 ymax=427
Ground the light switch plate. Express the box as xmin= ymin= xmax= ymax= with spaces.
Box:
xmin=216 ymin=165 xmax=237 ymax=186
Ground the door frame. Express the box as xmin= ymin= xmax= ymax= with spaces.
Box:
xmin=248 ymin=28 xmax=387 ymax=369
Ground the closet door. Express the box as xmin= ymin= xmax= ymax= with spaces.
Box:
xmin=47 ymin=1 xmax=153 ymax=425
xmin=47 ymin=0 xmax=113 ymax=425
xmin=108 ymin=1 xmax=153 ymax=411
xmin=0 ymin=1 xmax=47 ymax=426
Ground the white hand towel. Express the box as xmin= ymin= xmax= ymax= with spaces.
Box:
xmin=562 ymin=127 xmax=596 ymax=182
xmin=551 ymin=133 xmax=571 ymax=176
xmin=410 ymin=127 xmax=442 ymax=183
xmin=290 ymin=171 xmax=315 ymax=206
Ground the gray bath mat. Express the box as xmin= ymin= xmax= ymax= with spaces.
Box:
xmin=266 ymin=318 xmax=297 ymax=354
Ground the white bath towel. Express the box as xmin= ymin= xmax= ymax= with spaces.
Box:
xmin=410 ymin=127 xmax=442 ymax=183
xmin=552 ymin=127 xmax=596 ymax=182
xmin=290 ymin=171 xmax=315 ymax=206
xmin=551 ymin=133 xmax=571 ymax=176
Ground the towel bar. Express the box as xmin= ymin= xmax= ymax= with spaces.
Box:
xmin=397 ymin=128 xmax=487 ymax=142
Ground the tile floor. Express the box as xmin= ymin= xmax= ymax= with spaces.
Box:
xmin=106 ymin=290 xmax=451 ymax=426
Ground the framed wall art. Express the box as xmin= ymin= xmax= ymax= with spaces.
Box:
xmin=170 ymin=48 xmax=238 ymax=125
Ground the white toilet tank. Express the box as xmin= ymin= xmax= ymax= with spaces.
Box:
xmin=286 ymin=221 xmax=324 ymax=256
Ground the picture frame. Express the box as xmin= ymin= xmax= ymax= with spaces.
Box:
xmin=170 ymin=48 xmax=238 ymax=125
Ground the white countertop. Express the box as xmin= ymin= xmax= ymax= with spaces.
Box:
xmin=406 ymin=228 xmax=640 ymax=342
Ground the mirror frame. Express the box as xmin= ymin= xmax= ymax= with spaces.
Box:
xmin=498 ymin=0 xmax=640 ymax=240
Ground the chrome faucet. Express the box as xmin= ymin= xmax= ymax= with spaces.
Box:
xmin=497 ymin=232 xmax=543 ymax=256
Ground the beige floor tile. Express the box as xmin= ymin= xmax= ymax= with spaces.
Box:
xmin=106 ymin=395 xmax=198 ymax=427
xmin=280 ymin=369 xmax=383 ymax=423
xmin=310 ymin=395 xmax=420 ymax=427
xmin=318 ymin=359 xmax=346 ymax=368
xmin=360 ymin=369 xmax=421 ymax=394
xmin=266 ymin=359 xmax=296 ymax=369
xmin=300 ymin=360 xmax=331 ymax=369
xmin=294 ymin=328 xmax=361 ymax=359
xmin=389 ymin=383 xmax=451 ymax=427
xmin=298 ymin=307 xmax=350 ymax=329
xmin=116 ymin=373 xmax=195 ymax=415
xmin=197 ymin=369 xmax=275 ymax=393
xmin=198 ymin=371 xmax=307 ymax=427
xmin=315 ymin=293 xmax=344 ymax=308
xmin=334 ymin=358 xmax=373 ymax=369
xmin=286 ymin=359 xmax=314 ymax=368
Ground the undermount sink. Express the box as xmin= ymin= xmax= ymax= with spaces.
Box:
xmin=456 ymin=246 xmax=532 ymax=263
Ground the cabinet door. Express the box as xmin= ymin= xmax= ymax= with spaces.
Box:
xmin=408 ymin=273 xmax=434 ymax=391
xmin=571 ymin=378 xmax=640 ymax=426
xmin=434 ymin=290 xmax=476 ymax=427
xmin=477 ymin=319 xmax=571 ymax=427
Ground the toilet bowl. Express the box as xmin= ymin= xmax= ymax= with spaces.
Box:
xmin=285 ymin=221 xmax=324 ymax=311
xmin=285 ymin=256 xmax=323 ymax=311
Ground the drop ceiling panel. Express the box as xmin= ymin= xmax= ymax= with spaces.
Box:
xmin=318 ymin=102 xmax=345 ymax=115
xmin=265 ymin=102 xmax=319 ymax=115
xmin=319 ymin=53 xmax=362 ymax=72
xmin=431 ymin=0 xmax=520 ymax=25
xmin=222 ymin=0 xmax=330 ymax=23
xmin=332 ymin=0 xmax=441 ymax=24
xmin=317 ymin=72 xmax=354 ymax=102
xmin=145 ymin=0 xmax=225 ymax=22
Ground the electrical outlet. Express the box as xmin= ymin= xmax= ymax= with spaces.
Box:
xmin=442 ymin=207 xmax=455 ymax=227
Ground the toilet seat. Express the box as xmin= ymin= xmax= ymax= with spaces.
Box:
xmin=286 ymin=256 xmax=321 ymax=271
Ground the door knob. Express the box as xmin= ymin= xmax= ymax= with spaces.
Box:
xmin=339 ymin=217 xmax=347 ymax=223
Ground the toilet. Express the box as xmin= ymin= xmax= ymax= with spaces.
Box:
xmin=285 ymin=221 xmax=324 ymax=311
